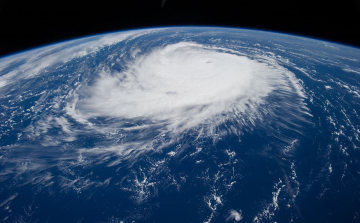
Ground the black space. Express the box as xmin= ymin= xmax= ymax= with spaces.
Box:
xmin=0 ymin=0 xmax=359 ymax=57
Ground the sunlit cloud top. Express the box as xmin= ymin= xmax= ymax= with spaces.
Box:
xmin=68 ymin=41 xmax=306 ymax=142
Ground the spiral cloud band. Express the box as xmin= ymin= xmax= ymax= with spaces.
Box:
xmin=70 ymin=41 xmax=306 ymax=145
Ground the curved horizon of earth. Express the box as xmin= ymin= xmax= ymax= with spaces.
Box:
xmin=0 ymin=27 xmax=359 ymax=223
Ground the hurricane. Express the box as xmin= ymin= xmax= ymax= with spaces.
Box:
xmin=63 ymin=41 xmax=309 ymax=158
xmin=0 ymin=27 xmax=359 ymax=223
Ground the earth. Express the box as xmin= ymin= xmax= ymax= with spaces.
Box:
xmin=0 ymin=27 xmax=359 ymax=223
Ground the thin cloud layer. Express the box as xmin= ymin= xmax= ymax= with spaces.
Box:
xmin=0 ymin=30 xmax=147 ymax=88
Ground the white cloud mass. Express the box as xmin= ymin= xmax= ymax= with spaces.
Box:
xmin=69 ymin=42 xmax=305 ymax=146
xmin=226 ymin=210 xmax=243 ymax=221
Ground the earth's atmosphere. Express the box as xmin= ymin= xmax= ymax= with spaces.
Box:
xmin=0 ymin=27 xmax=359 ymax=223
